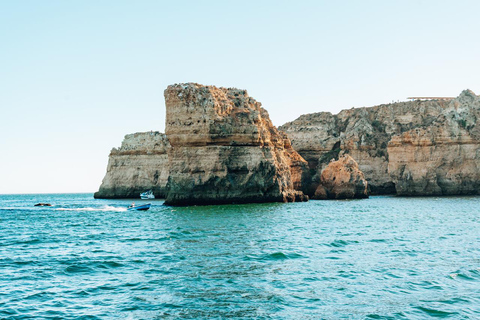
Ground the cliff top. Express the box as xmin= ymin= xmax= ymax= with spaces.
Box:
xmin=164 ymin=82 xmax=291 ymax=148
xmin=111 ymin=131 xmax=169 ymax=154
xmin=281 ymin=89 xmax=478 ymax=126
xmin=166 ymin=82 xmax=250 ymax=99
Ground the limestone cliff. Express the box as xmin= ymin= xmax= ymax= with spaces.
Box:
xmin=280 ymin=90 xmax=480 ymax=196
xmin=164 ymin=83 xmax=308 ymax=206
xmin=388 ymin=90 xmax=480 ymax=195
xmin=94 ymin=132 xmax=170 ymax=199
xmin=314 ymin=155 xmax=369 ymax=199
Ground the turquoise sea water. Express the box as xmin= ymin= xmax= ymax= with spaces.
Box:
xmin=0 ymin=194 xmax=479 ymax=319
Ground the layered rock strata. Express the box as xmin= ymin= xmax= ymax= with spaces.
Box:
xmin=314 ymin=155 xmax=369 ymax=199
xmin=164 ymin=83 xmax=308 ymax=206
xmin=280 ymin=90 xmax=480 ymax=196
xmin=388 ymin=90 xmax=480 ymax=195
xmin=94 ymin=132 xmax=170 ymax=199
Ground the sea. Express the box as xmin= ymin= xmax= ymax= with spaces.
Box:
xmin=0 ymin=193 xmax=479 ymax=319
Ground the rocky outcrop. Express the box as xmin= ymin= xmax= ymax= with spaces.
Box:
xmin=96 ymin=84 xmax=479 ymax=200
xmin=314 ymin=155 xmax=369 ymax=199
xmin=388 ymin=90 xmax=480 ymax=195
xmin=164 ymin=83 xmax=308 ymax=206
xmin=280 ymin=132 xmax=313 ymax=195
xmin=280 ymin=90 xmax=480 ymax=196
xmin=94 ymin=132 xmax=170 ymax=199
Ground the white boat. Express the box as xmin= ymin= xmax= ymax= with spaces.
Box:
xmin=140 ymin=190 xmax=155 ymax=199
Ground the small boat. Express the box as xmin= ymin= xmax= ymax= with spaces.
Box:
xmin=128 ymin=203 xmax=151 ymax=211
xmin=34 ymin=203 xmax=52 ymax=207
xmin=140 ymin=190 xmax=155 ymax=199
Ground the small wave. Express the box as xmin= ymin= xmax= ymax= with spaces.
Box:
xmin=65 ymin=265 xmax=94 ymax=273
xmin=449 ymin=268 xmax=480 ymax=281
xmin=13 ymin=259 xmax=39 ymax=266
xmin=97 ymin=261 xmax=124 ymax=269
xmin=245 ymin=252 xmax=304 ymax=261
xmin=329 ymin=239 xmax=359 ymax=247
xmin=451 ymin=273 xmax=477 ymax=281
xmin=268 ymin=252 xmax=289 ymax=260
xmin=24 ymin=292 xmax=53 ymax=302
xmin=415 ymin=306 xmax=458 ymax=317
xmin=13 ymin=239 xmax=42 ymax=246
xmin=0 ymin=308 xmax=19 ymax=317
xmin=369 ymin=238 xmax=389 ymax=243
xmin=56 ymin=205 xmax=127 ymax=212
xmin=74 ymin=290 xmax=90 ymax=297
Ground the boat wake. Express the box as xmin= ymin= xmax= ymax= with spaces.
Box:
xmin=56 ymin=205 xmax=128 ymax=212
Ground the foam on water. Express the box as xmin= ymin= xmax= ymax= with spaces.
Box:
xmin=55 ymin=205 xmax=128 ymax=212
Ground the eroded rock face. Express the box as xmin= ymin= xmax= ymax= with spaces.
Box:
xmin=94 ymin=132 xmax=170 ymax=199
xmin=280 ymin=132 xmax=313 ymax=195
xmin=164 ymin=83 xmax=308 ymax=206
xmin=388 ymin=90 xmax=480 ymax=195
xmin=314 ymin=155 xmax=368 ymax=199
xmin=280 ymin=90 xmax=480 ymax=196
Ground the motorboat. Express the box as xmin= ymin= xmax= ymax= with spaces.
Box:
xmin=140 ymin=190 xmax=155 ymax=199
xmin=127 ymin=203 xmax=151 ymax=211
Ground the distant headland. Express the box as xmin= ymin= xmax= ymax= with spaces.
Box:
xmin=94 ymin=83 xmax=480 ymax=205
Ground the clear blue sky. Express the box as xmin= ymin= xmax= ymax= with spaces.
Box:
xmin=1 ymin=0 xmax=479 ymax=194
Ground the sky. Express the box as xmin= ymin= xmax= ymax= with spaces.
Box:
xmin=1 ymin=0 xmax=480 ymax=194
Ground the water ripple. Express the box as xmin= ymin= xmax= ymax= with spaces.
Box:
xmin=0 ymin=194 xmax=479 ymax=318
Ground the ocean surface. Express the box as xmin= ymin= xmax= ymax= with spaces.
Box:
xmin=0 ymin=194 xmax=479 ymax=319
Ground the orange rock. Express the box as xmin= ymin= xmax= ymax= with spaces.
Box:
xmin=314 ymin=155 xmax=369 ymax=199
xmin=164 ymin=83 xmax=308 ymax=206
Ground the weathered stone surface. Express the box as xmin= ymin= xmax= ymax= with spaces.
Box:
xmin=164 ymin=83 xmax=308 ymax=206
xmin=280 ymin=90 xmax=480 ymax=196
xmin=94 ymin=132 xmax=170 ymax=199
xmin=314 ymin=155 xmax=369 ymax=199
xmin=388 ymin=90 xmax=480 ymax=195
xmin=280 ymin=132 xmax=313 ymax=195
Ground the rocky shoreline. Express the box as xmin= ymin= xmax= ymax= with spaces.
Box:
xmin=95 ymin=84 xmax=480 ymax=205
xmin=280 ymin=89 xmax=480 ymax=197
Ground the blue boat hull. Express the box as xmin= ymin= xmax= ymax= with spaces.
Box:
xmin=127 ymin=203 xmax=151 ymax=211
